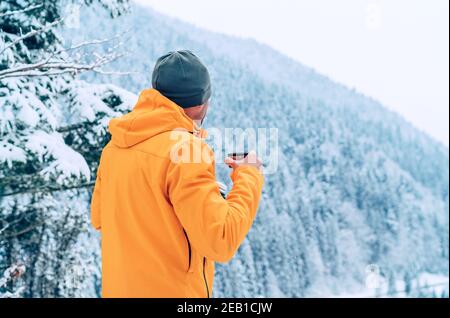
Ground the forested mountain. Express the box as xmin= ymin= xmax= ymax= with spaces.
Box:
xmin=1 ymin=1 xmax=448 ymax=297
xmin=69 ymin=4 xmax=449 ymax=297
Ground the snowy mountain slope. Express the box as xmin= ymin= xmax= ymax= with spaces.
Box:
xmin=72 ymin=4 xmax=448 ymax=201
xmin=62 ymin=3 xmax=449 ymax=297
xmin=169 ymin=19 xmax=449 ymax=202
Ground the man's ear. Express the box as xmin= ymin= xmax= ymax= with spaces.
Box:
xmin=183 ymin=103 xmax=208 ymax=122
xmin=200 ymin=102 xmax=209 ymax=120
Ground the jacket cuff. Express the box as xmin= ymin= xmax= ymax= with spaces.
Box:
xmin=231 ymin=165 xmax=264 ymax=184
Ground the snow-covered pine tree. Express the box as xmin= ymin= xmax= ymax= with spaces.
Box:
xmin=0 ymin=0 xmax=136 ymax=297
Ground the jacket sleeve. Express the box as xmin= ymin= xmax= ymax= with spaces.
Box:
xmin=166 ymin=141 xmax=264 ymax=263
xmin=90 ymin=164 xmax=102 ymax=230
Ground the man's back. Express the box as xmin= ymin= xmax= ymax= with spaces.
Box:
xmin=91 ymin=89 xmax=264 ymax=297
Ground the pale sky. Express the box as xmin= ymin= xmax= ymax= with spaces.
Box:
xmin=135 ymin=0 xmax=449 ymax=146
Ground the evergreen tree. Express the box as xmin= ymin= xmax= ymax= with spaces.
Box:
xmin=0 ymin=0 xmax=133 ymax=297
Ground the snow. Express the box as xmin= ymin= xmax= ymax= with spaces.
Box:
xmin=71 ymin=84 xmax=112 ymax=122
xmin=0 ymin=81 xmax=59 ymax=130
xmin=17 ymin=103 xmax=40 ymax=127
xmin=0 ymin=264 xmax=26 ymax=298
xmin=334 ymin=273 xmax=449 ymax=298
xmin=67 ymin=82 xmax=137 ymax=124
xmin=0 ymin=141 xmax=27 ymax=168
xmin=0 ymin=102 xmax=15 ymax=134
xmin=416 ymin=273 xmax=450 ymax=297
xmin=26 ymin=131 xmax=91 ymax=182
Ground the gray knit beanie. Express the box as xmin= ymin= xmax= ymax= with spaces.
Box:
xmin=151 ymin=50 xmax=211 ymax=108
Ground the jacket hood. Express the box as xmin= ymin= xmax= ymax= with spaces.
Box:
xmin=109 ymin=89 xmax=206 ymax=148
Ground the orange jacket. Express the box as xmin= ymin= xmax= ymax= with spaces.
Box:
xmin=91 ymin=89 xmax=264 ymax=298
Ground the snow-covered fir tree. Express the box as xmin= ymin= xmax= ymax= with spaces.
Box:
xmin=0 ymin=0 xmax=136 ymax=297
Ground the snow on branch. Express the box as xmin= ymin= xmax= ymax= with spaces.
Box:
xmin=56 ymin=121 xmax=95 ymax=133
xmin=61 ymin=30 xmax=130 ymax=53
xmin=0 ymin=3 xmax=43 ymax=18
xmin=1 ymin=181 xmax=95 ymax=198
xmin=0 ymin=17 xmax=64 ymax=56
xmin=0 ymin=221 xmax=45 ymax=240
xmin=0 ymin=264 xmax=26 ymax=298
xmin=0 ymin=52 xmax=125 ymax=79
xmin=0 ymin=32 xmax=135 ymax=80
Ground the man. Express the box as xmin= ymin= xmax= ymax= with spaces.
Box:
xmin=91 ymin=50 xmax=264 ymax=298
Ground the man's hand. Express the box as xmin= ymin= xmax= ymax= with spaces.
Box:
xmin=224 ymin=150 xmax=263 ymax=173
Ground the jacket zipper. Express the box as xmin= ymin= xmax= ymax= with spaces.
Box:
xmin=182 ymin=229 xmax=191 ymax=270
xmin=203 ymin=257 xmax=210 ymax=298
xmin=184 ymin=229 xmax=209 ymax=298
